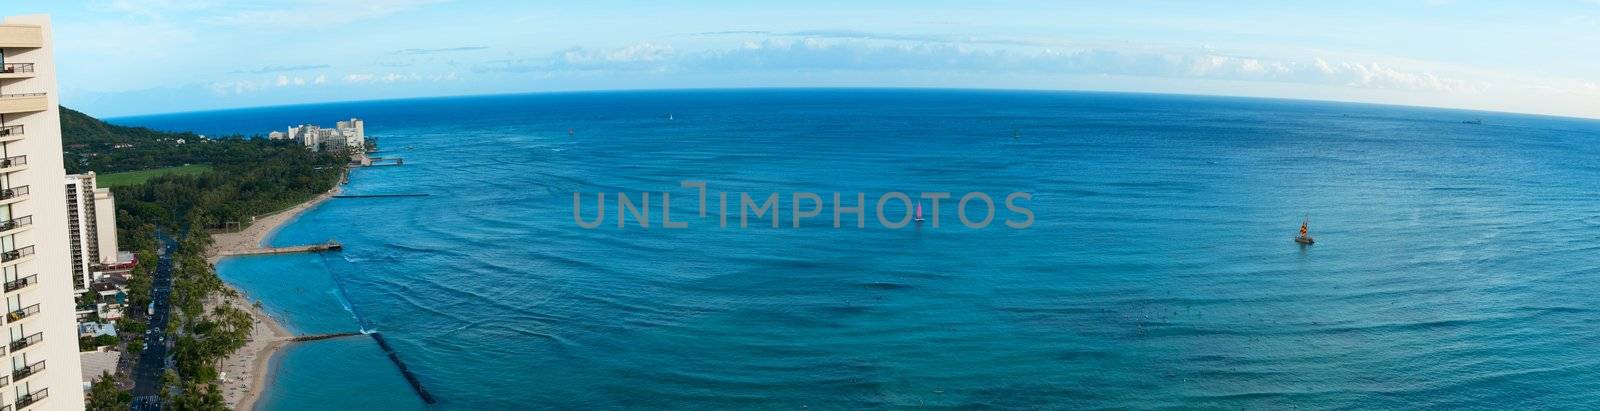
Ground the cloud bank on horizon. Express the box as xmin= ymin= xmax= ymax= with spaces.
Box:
xmin=15 ymin=0 xmax=1600 ymax=118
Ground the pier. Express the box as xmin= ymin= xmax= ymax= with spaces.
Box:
xmin=367 ymin=156 xmax=404 ymax=166
xmin=350 ymin=151 xmax=402 ymax=167
xmin=216 ymin=241 xmax=342 ymax=257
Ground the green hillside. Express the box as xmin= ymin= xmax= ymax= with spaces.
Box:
xmin=61 ymin=107 xmax=224 ymax=174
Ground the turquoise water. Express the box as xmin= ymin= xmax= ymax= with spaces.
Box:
xmin=124 ymin=90 xmax=1600 ymax=409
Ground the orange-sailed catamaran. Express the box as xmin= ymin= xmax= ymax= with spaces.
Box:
xmin=1295 ymin=215 xmax=1314 ymax=244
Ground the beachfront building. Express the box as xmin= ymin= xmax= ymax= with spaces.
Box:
xmin=337 ymin=118 xmax=365 ymax=149
xmin=282 ymin=118 xmax=365 ymax=153
xmin=0 ymin=14 xmax=87 ymax=409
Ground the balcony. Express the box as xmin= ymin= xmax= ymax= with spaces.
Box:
xmin=0 ymin=245 xmax=34 ymax=264
xmin=0 ymin=125 xmax=20 ymax=143
xmin=0 ymin=215 xmax=30 ymax=233
xmin=0 ymin=63 xmax=32 ymax=74
xmin=5 ymin=303 xmax=37 ymax=322
xmin=3 ymin=274 xmax=34 ymax=292
xmin=10 ymin=361 xmax=42 ymax=383
xmin=0 ymin=155 xmax=24 ymax=172
xmin=0 ymin=25 xmax=43 ymax=48
xmin=7 ymin=332 xmax=39 ymax=352
xmin=0 ymin=374 xmax=9 ymax=388
xmin=0 ymin=93 xmax=46 ymax=115
xmin=0 ymin=185 xmax=27 ymax=205
xmin=15 ymin=388 xmax=44 ymax=409
xmin=0 ymin=63 xmax=32 ymax=79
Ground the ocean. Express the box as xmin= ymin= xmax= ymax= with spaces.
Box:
xmin=117 ymin=89 xmax=1600 ymax=409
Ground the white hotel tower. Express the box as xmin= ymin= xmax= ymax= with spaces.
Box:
xmin=0 ymin=15 xmax=86 ymax=410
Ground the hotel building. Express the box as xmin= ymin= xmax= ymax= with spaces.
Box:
xmin=67 ymin=172 xmax=124 ymax=323
xmin=0 ymin=14 xmax=87 ymax=410
xmin=278 ymin=118 xmax=366 ymax=152
xmin=64 ymin=173 xmax=110 ymax=293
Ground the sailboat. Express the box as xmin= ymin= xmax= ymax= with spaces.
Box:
xmin=914 ymin=202 xmax=926 ymax=223
xmin=1295 ymin=215 xmax=1314 ymax=244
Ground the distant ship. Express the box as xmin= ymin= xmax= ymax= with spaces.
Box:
xmin=914 ymin=202 xmax=926 ymax=223
xmin=1462 ymin=119 xmax=1483 ymax=125
xmin=1295 ymin=215 xmax=1314 ymax=244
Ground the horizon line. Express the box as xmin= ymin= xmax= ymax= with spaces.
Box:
xmin=97 ymin=86 xmax=1600 ymax=124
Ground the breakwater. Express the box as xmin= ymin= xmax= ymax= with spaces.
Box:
xmin=331 ymin=194 xmax=429 ymax=198
xmin=371 ymin=332 xmax=435 ymax=405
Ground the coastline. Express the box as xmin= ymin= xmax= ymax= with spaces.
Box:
xmin=207 ymin=183 xmax=342 ymax=410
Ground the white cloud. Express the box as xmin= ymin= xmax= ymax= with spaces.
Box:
xmin=209 ymin=72 xmax=335 ymax=95
xmin=341 ymin=71 xmax=455 ymax=84
xmin=273 ymin=75 xmax=312 ymax=87
xmin=207 ymin=80 xmax=261 ymax=96
xmin=1333 ymin=62 xmax=1482 ymax=93
xmin=1314 ymin=58 xmax=1336 ymax=74
xmin=476 ymin=39 xmax=1485 ymax=94
xmin=560 ymin=43 xmax=676 ymax=65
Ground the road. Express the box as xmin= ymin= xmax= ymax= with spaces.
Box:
xmin=130 ymin=233 xmax=176 ymax=410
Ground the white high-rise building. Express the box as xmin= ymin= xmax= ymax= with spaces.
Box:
xmin=64 ymin=173 xmax=102 ymax=293
xmin=92 ymin=188 xmax=114 ymax=266
xmin=285 ymin=118 xmax=364 ymax=153
xmin=287 ymin=124 xmax=323 ymax=150
xmin=343 ymin=118 xmax=365 ymax=150
xmin=0 ymin=14 xmax=87 ymax=410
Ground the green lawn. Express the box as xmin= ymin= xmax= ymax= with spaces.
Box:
xmin=97 ymin=164 xmax=213 ymax=188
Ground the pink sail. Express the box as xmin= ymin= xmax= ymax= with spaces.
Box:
xmin=916 ymin=202 xmax=923 ymax=219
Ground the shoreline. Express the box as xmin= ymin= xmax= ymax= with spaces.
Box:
xmin=207 ymin=183 xmax=342 ymax=410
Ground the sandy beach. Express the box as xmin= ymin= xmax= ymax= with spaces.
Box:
xmin=205 ymin=184 xmax=341 ymax=266
xmin=206 ymin=183 xmax=341 ymax=410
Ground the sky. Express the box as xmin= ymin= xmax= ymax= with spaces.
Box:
xmin=8 ymin=0 xmax=1600 ymax=118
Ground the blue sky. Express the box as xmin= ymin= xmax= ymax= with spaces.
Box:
xmin=10 ymin=0 xmax=1600 ymax=118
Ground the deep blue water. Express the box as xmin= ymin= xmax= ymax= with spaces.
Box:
xmin=120 ymin=89 xmax=1600 ymax=409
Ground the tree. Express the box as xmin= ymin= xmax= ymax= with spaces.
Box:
xmin=168 ymin=382 xmax=228 ymax=411
xmin=160 ymin=369 xmax=179 ymax=406
xmin=69 ymin=105 xmax=340 ymax=408
xmin=86 ymin=371 xmax=132 ymax=411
